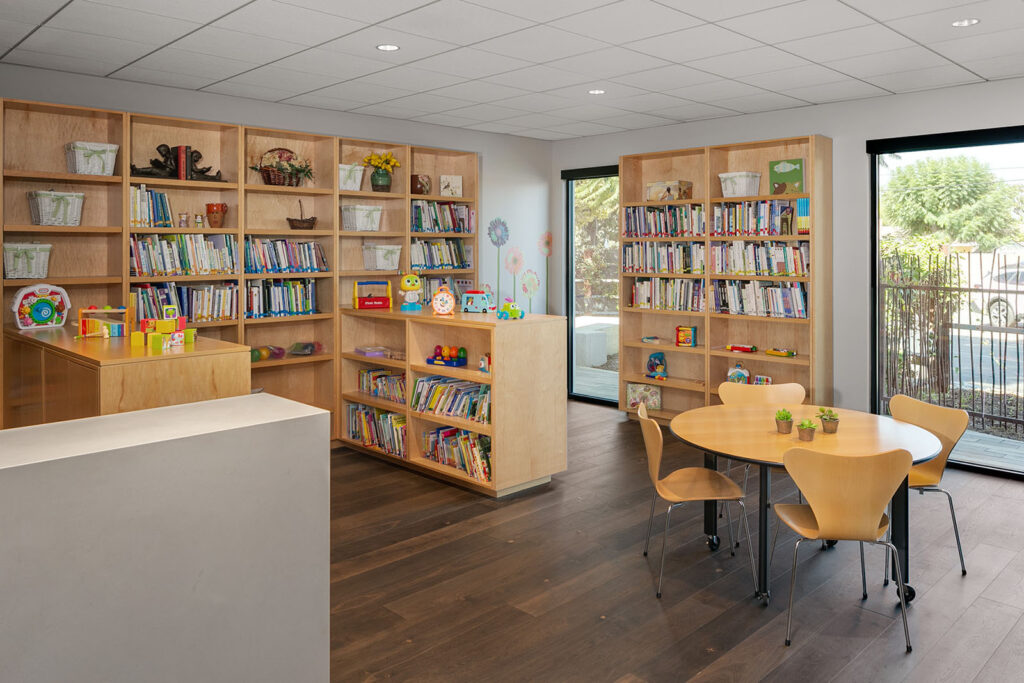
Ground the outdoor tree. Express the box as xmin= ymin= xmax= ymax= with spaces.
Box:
xmin=573 ymin=176 xmax=619 ymax=314
xmin=881 ymin=155 xmax=1024 ymax=251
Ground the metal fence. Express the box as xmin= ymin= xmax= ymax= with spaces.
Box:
xmin=880 ymin=249 xmax=1024 ymax=438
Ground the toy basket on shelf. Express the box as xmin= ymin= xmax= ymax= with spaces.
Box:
xmin=4 ymin=242 xmax=52 ymax=279
xmin=27 ymin=190 xmax=84 ymax=226
xmin=362 ymin=244 xmax=401 ymax=271
xmin=342 ymin=204 xmax=382 ymax=231
xmin=338 ymin=163 xmax=365 ymax=191
xmin=287 ymin=200 xmax=317 ymax=230
xmin=64 ymin=141 xmax=119 ymax=176
xmin=719 ymin=172 xmax=761 ymax=198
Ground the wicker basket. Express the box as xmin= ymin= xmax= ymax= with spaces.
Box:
xmin=342 ymin=205 xmax=382 ymax=231
xmin=4 ymin=242 xmax=51 ymax=278
xmin=287 ymin=200 xmax=317 ymax=230
xmin=338 ymin=163 xmax=364 ymax=191
xmin=65 ymin=141 xmax=119 ymax=176
xmin=256 ymin=147 xmax=305 ymax=186
xmin=362 ymin=244 xmax=401 ymax=271
xmin=27 ymin=190 xmax=84 ymax=226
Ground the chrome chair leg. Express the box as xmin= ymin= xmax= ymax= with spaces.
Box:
xmin=785 ymin=538 xmax=804 ymax=646
xmin=919 ymin=486 xmax=966 ymax=575
xmin=880 ymin=541 xmax=913 ymax=653
xmin=642 ymin=490 xmax=658 ymax=557
xmin=737 ymin=500 xmax=758 ymax=596
xmin=859 ymin=542 xmax=867 ymax=600
xmin=657 ymin=503 xmax=678 ymax=599
xmin=883 ymin=502 xmax=892 ymax=586
xmin=724 ymin=497 xmax=736 ymax=555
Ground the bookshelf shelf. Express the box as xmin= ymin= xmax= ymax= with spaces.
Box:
xmin=338 ymin=269 xmax=400 ymax=277
xmin=339 ymin=190 xmax=405 ymax=200
xmin=247 ymin=229 xmax=335 ymax=236
xmin=250 ymin=354 xmax=332 ymax=369
xmin=409 ymin=362 xmax=492 ymax=385
xmin=618 ymin=135 xmax=832 ymax=422
xmin=130 ymin=178 xmax=238 ymax=190
xmin=129 ymin=227 xmax=237 ymax=235
xmin=410 ymin=410 xmax=492 ymax=436
xmin=413 ymin=194 xmax=474 ymax=203
xmin=4 ymin=275 xmax=121 ymax=287
xmin=339 ymin=230 xmax=405 ymax=238
xmin=129 ymin=274 xmax=238 ymax=283
xmin=243 ymin=184 xmax=332 ymax=196
xmin=244 ymin=312 xmax=334 ymax=325
xmin=340 ymin=352 xmax=406 ymax=370
xmin=4 ymin=225 xmax=122 ymax=234
xmin=340 ymin=391 xmax=405 ymax=414
xmin=4 ymin=170 xmax=121 ymax=184
xmin=408 ymin=231 xmax=475 ymax=239
xmin=191 ymin=319 xmax=238 ymax=329
xmin=243 ymin=271 xmax=332 ymax=280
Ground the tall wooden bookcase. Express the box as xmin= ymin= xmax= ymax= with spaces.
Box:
xmin=0 ymin=98 xmax=479 ymax=440
xmin=618 ymin=135 xmax=832 ymax=423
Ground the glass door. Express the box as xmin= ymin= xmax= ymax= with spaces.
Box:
xmin=565 ymin=167 xmax=620 ymax=401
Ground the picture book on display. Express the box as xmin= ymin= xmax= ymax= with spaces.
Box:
xmin=422 ymin=427 xmax=491 ymax=482
xmin=411 ymin=375 xmax=491 ymax=424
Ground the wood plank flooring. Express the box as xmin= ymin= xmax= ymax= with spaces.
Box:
xmin=332 ymin=401 xmax=1024 ymax=682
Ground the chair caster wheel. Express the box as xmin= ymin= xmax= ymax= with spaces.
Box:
xmin=897 ymin=585 xmax=916 ymax=602
xmin=883 ymin=578 xmax=889 ymax=587
xmin=906 ymin=646 xmax=913 ymax=653
xmin=785 ymin=639 xmax=791 ymax=646
xmin=825 ymin=539 xmax=838 ymax=549
xmin=862 ymin=592 xmax=868 ymax=600
xmin=962 ymin=570 xmax=967 ymax=576
xmin=643 ymin=551 xmax=648 ymax=557
xmin=656 ymin=591 xmax=662 ymax=599
xmin=707 ymin=535 xmax=720 ymax=551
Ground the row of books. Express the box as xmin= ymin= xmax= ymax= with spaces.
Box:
xmin=411 ymin=200 xmax=476 ymax=234
xmin=130 ymin=282 xmax=237 ymax=323
xmin=710 ymin=199 xmax=810 ymax=236
xmin=710 ymin=280 xmax=808 ymax=318
xmin=422 ymin=277 xmax=473 ymax=305
xmin=244 ymin=278 xmax=318 ymax=318
xmin=629 ymin=277 xmax=705 ymax=312
xmin=348 ymin=404 xmax=407 ymax=458
xmin=707 ymin=241 xmax=810 ymax=277
xmin=623 ymin=204 xmax=705 ymax=238
xmin=244 ymin=238 xmax=329 ymax=274
xmin=130 ymin=184 xmax=181 ymax=229
xmin=411 ymin=375 xmax=491 ymax=424
xmin=359 ymin=368 xmax=406 ymax=405
xmin=622 ymin=242 xmax=705 ymax=274
xmin=130 ymin=233 xmax=236 ymax=276
xmin=410 ymin=238 xmax=471 ymax=270
xmin=422 ymin=427 xmax=492 ymax=482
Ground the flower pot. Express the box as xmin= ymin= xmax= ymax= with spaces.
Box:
xmin=205 ymin=203 xmax=227 ymax=229
xmin=821 ymin=419 xmax=839 ymax=434
xmin=797 ymin=427 xmax=816 ymax=442
xmin=776 ymin=418 xmax=793 ymax=434
xmin=370 ymin=167 xmax=392 ymax=192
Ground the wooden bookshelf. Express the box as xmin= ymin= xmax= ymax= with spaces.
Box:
xmin=618 ymin=135 xmax=833 ymax=423
xmin=339 ymin=308 xmax=565 ymax=497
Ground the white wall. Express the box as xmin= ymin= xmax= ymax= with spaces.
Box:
xmin=0 ymin=64 xmax=553 ymax=311
xmin=549 ymin=76 xmax=1024 ymax=410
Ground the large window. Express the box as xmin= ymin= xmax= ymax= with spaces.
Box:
xmin=564 ymin=166 xmax=619 ymax=401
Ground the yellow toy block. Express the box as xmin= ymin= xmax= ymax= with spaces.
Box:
xmin=184 ymin=328 xmax=197 ymax=344
xmin=154 ymin=319 xmax=176 ymax=334
xmin=130 ymin=331 xmax=144 ymax=347
xmin=148 ymin=332 xmax=164 ymax=351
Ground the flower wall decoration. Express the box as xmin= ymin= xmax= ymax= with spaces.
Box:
xmin=521 ymin=269 xmax=540 ymax=313
xmin=538 ymin=231 xmax=552 ymax=257
xmin=505 ymin=246 xmax=523 ymax=303
xmin=488 ymin=217 xmax=509 ymax=301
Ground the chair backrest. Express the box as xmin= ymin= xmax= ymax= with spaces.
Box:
xmin=783 ymin=447 xmax=912 ymax=542
xmin=717 ymin=381 xmax=806 ymax=406
xmin=888 ymin=394 xmax=968 ymax=483
xmin=636 ymin=403 xmax=663 ymax=486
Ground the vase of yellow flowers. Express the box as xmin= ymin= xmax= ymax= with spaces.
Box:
xmin=363 ymin=151 xmax=400 ymax=192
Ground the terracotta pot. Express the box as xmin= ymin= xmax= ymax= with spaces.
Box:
xmin=821 ymin=419 xmax=839 ymax=434
xmin=776 ymin=418 xmax=793 ymax=434
xmin=797 ymin=427 xmax=816 ymax=442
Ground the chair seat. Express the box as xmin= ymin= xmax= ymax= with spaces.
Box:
xmin=908 ymin=465 xmax=941 ymax=488
xmin=775 ymin=503 xmax=890 ymax=542
xmin=656 ymin=467 xmax=744 ymax=503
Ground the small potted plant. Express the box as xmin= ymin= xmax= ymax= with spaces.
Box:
xmin=363 ymin=151 xmax=401 ymax=192
xmin=797 ymin=418 xmax=817 ymax=441
xmin=818 ymin=407 xmax=840 ymax=433
xmin=775 ymin=408 xmax=793 ymax=434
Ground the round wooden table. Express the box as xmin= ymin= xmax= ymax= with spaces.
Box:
xmin=670 ymin=403 xmax=941 ymax=603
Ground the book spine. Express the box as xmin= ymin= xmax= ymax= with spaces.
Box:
xmin=177 ymin=146 xmax=186 ymax=181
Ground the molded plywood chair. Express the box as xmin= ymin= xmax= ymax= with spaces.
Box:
xmin=884 ymin=394 xmax=969 ymax=581
xmin=637 ymin=403 xmax=757 ymax=599
xmin=777 ymin=447 xmax=913 ymax=652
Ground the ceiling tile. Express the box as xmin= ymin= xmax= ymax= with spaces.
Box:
xmin=0 ymin=0 xmax=66 ymax=24
xmin=353 ymin=65 xmax=465 ymax=91
xmin=550 ymin=0 xmax=703 ymax=44
xmin=547 ymin=47 xmax=669 ymax=80
xmin=654 ymin=0 xmax=799 ymax=22
xmin=203 ymin=80 xmax=300 ymax=100
xmin=602 ymin=92 xmax=690 ymax=112
xmin=84 ymin=0 xmax=250 ymax=23
xmin=611 ymin=63 xmax=719 ymax=90
xmin=413 ymin=112 xmax=485 ymax=127
xmin=545 ymin=82 xmax=650 ymax=103
xmin=170 ymin=26 xmax=308 ymax=62
xmin=49 ymin=2 xmax=200 ymax=50
xmin=474 ymin=25 xmax=607 ymax=63
xmin=686 ymin=46 xmax=810 ymax=79
xmin=2 ymin=48 xmax=124 ymax=76
xmin=534 ymin=102 xmax=633 ymax=121
xmin=428 ymin=80 xmax=528 ymax=103
xmin=779 ymin=24 xmax=915 ymax=62
xmin=463 ymin=0 xmax=618 ymax=23
xmin=348 ymin=101 xmax=426 ymax=118
xmin=128 ymin=47 xmax=259 ymax=80
xmin=228 ymin=65 xmax=342 ymax=92
xmin=930 ymin=25 xmax=1024 ymax=62
xmin=381 ymin=92 xmax=474 ymax=114
xmin=515 ymin=129 xmax=577 ymax=140
xmin=414 ymin=47 xmax=532 ymax=79
xmin=213 ymin=0 xmax=365 ymax=45
xmin=864 ymin=64 xmax=983 ymax=92
xmin=545 ymin=120 xmax=625 ymax=136
xmin=272 ymin=49 xmax=391 ymax=80
xmin=720 ymin=0 xmax=872 ymax=43
xmin=824 ymin=46 xmax=951 ymax=79
xmin=432 ymin=102 xmax=524 ymax=121
xmin=464 ymin=121 xmax=530 ymax=133
xmin=484 ymin=65 xmax=588 ymax=91
xmin=494 ymin=112 xmax=575 ymax=128
xmin=313 ymin=79 xmax=414 ymax=103
xmin=278 ymin=93 xmax=370 ymax=110
xmin=782 ymin=78 xmax=889 ymax=103
xmin=886 ymin=0 xmax=1024 ymax=44
xmin=736 ymin=64 xmax=848 ymax=90
xmin=381 ymin=0 xmax=532 ymax=45
xmin=667 ymin=80 xmax=766 ymax=103
xmin=17 ymin=26 xmax=150 ymax=64
xmin=651 ymin=100 xmax=739 ymax=120
xmin=594 ymin=111 xmax=675 ymax=129
xmin=276 ymin=0 xmax=437 ymax=23
xmin=0 ymin=19 xmax=34 ymax=52
xmin=112 ymin=65 xmax=216 ymax=89
xmin=320 ymin=25 xmax=457 ymax=64
xmin=959 ymin=51 xmax=1024 ymax=79
xmin=838 ymin=0 xmax=988 ymax=22
xmin=492 ymin=92 xmax=576 ymax=113
xmin=710 ymin=91 xmax=808 ymax=113
xmin=625 ymin=24 xmax=760 ymax=62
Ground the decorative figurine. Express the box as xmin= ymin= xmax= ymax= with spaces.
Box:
xmin=194 ymin=214 xmax=204 ymax=228
xmin=727 ymin=362 xmax=750 ymax=384
xmin=399 ymin=272 xmax=422 ymax=311
xmin=646 ymin=352 xmax=668 ymax=381
xmin=178 ymin=212 xmax=189 ymax=228
xmin=431 ymin=284 xmax=456 ymax=316
xmin=496 ymin=298 xmax=524 ymax=320
xmin=130 ymin=144 xmax=224 ymax=181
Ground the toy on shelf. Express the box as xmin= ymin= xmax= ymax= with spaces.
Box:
xmin=726 ymin=344 xmax=757 ymax=353
xmin=676 ymin=326 xmax=697 ymax=347
xmin=353 ymin=280 xmax=392 ymax=310
xmin=461 ymin=289 xmax=494 ymax=313
xmin=354 ymin=345 xmax=404 ymax=360
xmin=431 ymin=284 xmax=456 ymax=316
xmin=753 ymin=374 xmax=773 ymax=385
xmin=78 ymin=304 xmax=133 ymax=339
xmin=765 ymin=348 xmax=797 ymax=357
xmin=288 ymin=341 xmax=324 ymax=356
xmin=11 ymin=283 xmax=70 ymax=330
xmin=137 ymin=304 xmax=194 ymax=349
xmin=496 ymin=298 xmax=524 ymax=320
xmin=646 ymin=352 xmax=668 ymax=381
xmin=726 ymin=362 xmax=750 ymax=384
xmin=251 ymin=345 xmax=286 ymax=362
xmin=399 ymin=272 xmax=422 ymax=312
xmin=478 ymin=353 xmax=492 ymax=373
xmin=427 ymin=344 xmax=468 ymax=367
xmin=641 ymin=335 xmax=662 ymax=344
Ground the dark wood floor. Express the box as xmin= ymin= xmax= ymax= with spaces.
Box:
xmin=331 ymin=401 xmax=1024 ymax=682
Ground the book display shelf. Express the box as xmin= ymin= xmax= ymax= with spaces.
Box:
xmin=619 ymin=135 xmax=833 ymax=424
xmin=0 ymin=99 xmax=480 ymax=443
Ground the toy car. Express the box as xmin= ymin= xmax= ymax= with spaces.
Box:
xmin=461 ymin=290 xmax=494 ymax=313
xmin=496 ymin=299 xmax=524 ymax=320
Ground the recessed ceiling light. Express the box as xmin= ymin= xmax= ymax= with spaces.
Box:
xmin=588 ymin=89 xmax=605 ymax=95
xmin=951 ymin=18 xmax=979 ymax=27
xmin=376 ymin=43 xmax=400 ymax=52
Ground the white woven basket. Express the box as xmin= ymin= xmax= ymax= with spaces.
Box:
xmin=362 ymin=244 xmax=401 ymax=271
xmin=4 ymin=242 xmax=51 ymax=279
xmin=342 ymin=204 xmax=382 ymax=231
xmin=338 ymin=164 xmax=365 ymax=191
xmin=719 ymin=172 xmax=761 ymax=198
xmin=65 ymin=141 xmax=119 ymax=176
xmin=28 ymin=190 xmax=85 ymax=226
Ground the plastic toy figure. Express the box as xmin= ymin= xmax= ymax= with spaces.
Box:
xmin=399 ymin=272 xmax=422 ymax=311
xmin=646 ymin=352 xmax=668 ymax=381
xmin=496 ymin=298 xmax=524 ymax=320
